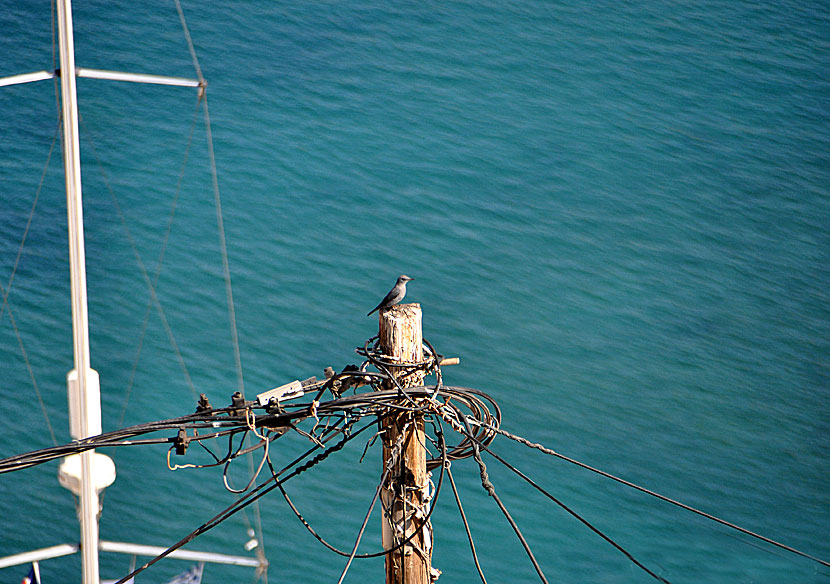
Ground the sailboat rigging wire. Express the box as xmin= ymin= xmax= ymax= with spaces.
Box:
xmin=171 ymin=1 xmax=268 ymax=572
xmin=79 ymin=116 xmax=198 ymax=400
xmin=0 ymin=123 xmax=58 ymax=323
xmin=200 ymin=93 xmax=246 ymax=397
xmin=481 ymin=423 xmax=830 ymax=570
xmin=1 ymin=120 xmax=62 ymax=446
xmin=116 ymin=97 xmax=203 ymax=432
xmin=243 ymin=408 xmax=270 ymax=580
xmin=173 ymin=0 xmax=205 ymax=86
xmin=3 ymin=284 xmax=58 ymax=447
xmin=50 ymin=0 xmax=60 ymax=116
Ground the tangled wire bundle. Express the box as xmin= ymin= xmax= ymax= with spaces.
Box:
xmin=2 ymin=334 xmax=826 ymax=584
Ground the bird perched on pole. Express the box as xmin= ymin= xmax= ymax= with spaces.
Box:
xmin=367 ymin=275 xmax=414 ymax=316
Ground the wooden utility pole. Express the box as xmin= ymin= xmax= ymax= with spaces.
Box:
xmin=379 ymin=303 xmax=435 ymax=584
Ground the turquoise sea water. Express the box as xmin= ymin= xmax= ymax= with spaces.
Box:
xmin=1 ymin=1 xmax=828 ymax=582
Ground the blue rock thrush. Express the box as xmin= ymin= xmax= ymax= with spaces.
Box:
xmin=367 ymin=275 xmax=414 ymax=316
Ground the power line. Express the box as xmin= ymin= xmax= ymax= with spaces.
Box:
xmin=335 ymin=434 xmax=400 ymax=584
xmin=3 ymin=353 xmax=826 ymax=583
xmin=458 ymin=412 xmax=549 ymax=584
xmin=446 ymin=465 xmax=488 ymax=584
xmin=482 ymin=423 xmax=830 ymax=570
xmin=112 ymin=420 xmax=374 ymax=584
xmin=484 ymin=443 xmax=671 ymax=583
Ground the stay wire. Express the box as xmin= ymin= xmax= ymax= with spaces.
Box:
xmin=115 ymin=96 xmax=203 ymax=432
xmin=51 ymin=0 xmax=60 ymax=119
xmin=200 ymin=92 xmax=245 ymax=397
xmin=168 ymin=1 xmax=263 ymax=567
xmin=0 ymin=123 xmax=58 ymax=324
xmin=239 ymin=414 xmax=271 ymax=573
xmin=1 ymin=280 xmax=59 ymax=448
xmin=486 ymin=424 xmax=830 ymax=570
xmin=173 ymin=0 xmax=205 ymax=86
xmin=170 ymin=3 xmax=269 ymax=575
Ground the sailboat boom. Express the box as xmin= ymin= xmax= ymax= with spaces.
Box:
xmin=0 ymin=69 xmax=202 ymax=89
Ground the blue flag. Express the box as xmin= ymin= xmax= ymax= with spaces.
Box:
xmin=21 ymin=563 xmax=40 ymax=584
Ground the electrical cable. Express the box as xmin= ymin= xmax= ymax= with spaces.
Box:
xmin=481 ymin=443 xmax=671 ymax=584
xmin=112 ymin=420 xmax=373 ymax=584
xmin=276 ymin=414 xmax=449 ymax=560
xmin=5 ymin=345 xmax=824 ymax=584
xmin=335 ymin=435 xmax=401 ymax=584
xmin=483 ymin=423 xmax=830 ymax=570
xmin=446 ymin=464 xmax=488 ymax=584
xmin=222 ymin=411 xmax=272 ymax=494
xmin=458 ymin=413 xmax=549 ymax=584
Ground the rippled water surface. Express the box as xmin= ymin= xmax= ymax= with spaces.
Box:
xmin=1 ymin=1 xmax=828 ymax=582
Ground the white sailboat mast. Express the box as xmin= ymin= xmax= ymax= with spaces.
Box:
xmin=0 ymin=4 xmax=265 ymax=582
xmin=55 ymin=1 xmax=103 ymax=583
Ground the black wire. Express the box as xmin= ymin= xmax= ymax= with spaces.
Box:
xmin=112 ymin=421 xmax=373 ymax=584
xmin=193 ymin=429 xmax=221 ymax=463
xmin=357 ymin=336 xmax=436 ymax=410
xmin=451 ymin=415 xmax=671 ymax=583
xmin=487 ymin=424 xmax=830 ymax=570
xmin=459 ymin=414 xmax=549 ymax=584
xmin=8 ymin=338 xmax=823 ymax=584
xmin=0 ymin=385 xmax=495 ymax=475
xmin=336 ymin=456 xmax=393 ymax=584
xmin=482 ymin=443 xmax=671 ymax=584
xmin=437 ymin=409 xmax=489 ymax=584
xmin=277 ymin=414 xmax=449 ymax=560
xmin=0 ymin=409 xmax=254 ymax=473
xmin=427 ymin=389 xmax=500 ymax=468
xmin=224 ymin=434 xmax=272 ymax=494
xmin=446 ymin=465 xmax=488 ymax=584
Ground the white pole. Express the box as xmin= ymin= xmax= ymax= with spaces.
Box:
xmin=0 ymin=544 xmax=79 ymax=569
xmin=76 ymin=68 xmax=202 ymax=87
xmin=98 ymin=541 xmax=264 ymax=568
xmin=55 ymin=1 xmax=102 ymax=584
